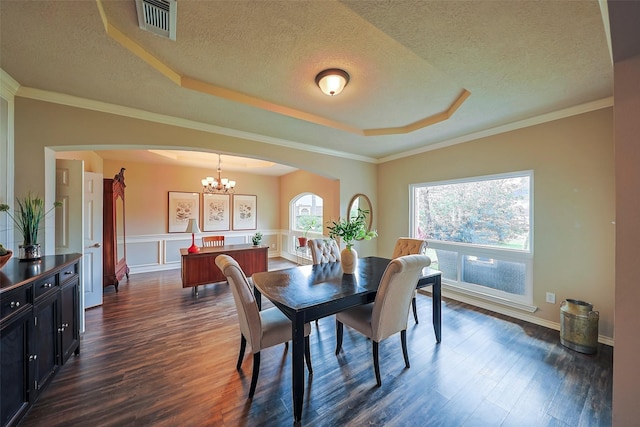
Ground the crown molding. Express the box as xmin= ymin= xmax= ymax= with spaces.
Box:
xmin=0 ymin=69 xmax=20 ymax=98
xmin=380 ymin=96 xmax=615 ymax=163
xmin=15 ymin=86 xmax=377 ymax=163
xmin=13 ymin=82 xmax=613 ymax=165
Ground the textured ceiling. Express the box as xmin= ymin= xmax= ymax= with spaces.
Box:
xmin=0 ymin=0 xmax=612 ymax=161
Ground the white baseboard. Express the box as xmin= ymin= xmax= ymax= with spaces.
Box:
xmin=418 ymin=288 xmax=614 ymax=347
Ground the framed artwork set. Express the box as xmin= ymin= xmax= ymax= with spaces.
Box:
xmin=169 ymin=192 xmax=257 ymax=232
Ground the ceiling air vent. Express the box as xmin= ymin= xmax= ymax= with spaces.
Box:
xmin=135 ymin=0 xmax=177 ymax=41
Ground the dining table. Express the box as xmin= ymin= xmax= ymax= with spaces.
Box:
xmin=251 ymin=256 xmax=442 ymax=423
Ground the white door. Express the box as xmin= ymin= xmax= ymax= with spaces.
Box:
xmin=83 ymin=172 xmax=103 ymax=309
xmin=56 ymin=159 xmax=84 ymax=331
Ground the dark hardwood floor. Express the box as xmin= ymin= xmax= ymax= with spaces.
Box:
xmin=19 ymin=258 xmax=612 ymax=426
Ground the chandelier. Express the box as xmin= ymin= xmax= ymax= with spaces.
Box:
xmin=201 ymin=154 xmax=236 ymax=194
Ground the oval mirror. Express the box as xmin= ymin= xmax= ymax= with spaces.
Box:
xmin=347 ymin=193 xmax=373 ymax=239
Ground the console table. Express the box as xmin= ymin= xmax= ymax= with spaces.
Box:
xmin=180 ymin=244 xmax=268 ymax=295
xmin=0 ymin=253 xmax=82 ymax=427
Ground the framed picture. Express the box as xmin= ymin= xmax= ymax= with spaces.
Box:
xmin=232 ymin=194 xmax=257 ymax=230
xmin=168 ymin=191 xmax=200 ymax=233
xmin=202 ymin=193 xmax=231 ymax=231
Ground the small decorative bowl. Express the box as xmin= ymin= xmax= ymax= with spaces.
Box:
xmin=0 ymin=250 xmax=13 ymax=269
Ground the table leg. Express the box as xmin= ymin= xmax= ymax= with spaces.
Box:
xmin=291 ymin=313 xmax=305 ymax=422
xmin=432 ymin=277 xmax=442 ymax=343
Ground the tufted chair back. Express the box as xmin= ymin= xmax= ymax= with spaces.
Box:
xmin=392 ymin=238 xmax=427 ymax=258
xmin=307 ymin=238 xmax=341 ymax=264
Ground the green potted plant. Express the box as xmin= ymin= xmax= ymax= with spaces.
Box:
xmin=327 ymin=208 xmax=377 ymax=273
xmin=251 ymin=231 xmax=263 ymax=246
xmin=297 ymin=216 xmax=319 ymax=248
xmin=0 ymin=193 xmax=62 ymax=260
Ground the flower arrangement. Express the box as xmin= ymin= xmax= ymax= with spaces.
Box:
xmin=327 ymin=208 xmax=377 ymax=249
xmin=251 ymin=231 xmax=263 ymax=246
xmin=0 ymin=193 xmax=62 ymax=246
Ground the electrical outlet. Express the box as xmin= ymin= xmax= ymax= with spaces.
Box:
xmin=546 ymin=292 xmax=556 ymax=304
xmin=270 ymin=243 xmax=275 ymax=249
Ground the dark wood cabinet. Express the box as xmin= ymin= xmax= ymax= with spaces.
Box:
xmin=180 ymin=244 xmax=268 ymax=295
xmin=103 ymin=168 xmax=129 ymax=292
xmin=0 ymin=254 xmax=81 ymax=427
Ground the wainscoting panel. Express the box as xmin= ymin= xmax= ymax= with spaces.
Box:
xmin=126 ymin=240 xmax=161 ymax=268
xmin=125 ymin=231 xmax=282 ymax=274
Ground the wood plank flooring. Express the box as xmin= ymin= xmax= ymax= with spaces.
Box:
xmin=19 ymin=258 xmax=612 ymax=426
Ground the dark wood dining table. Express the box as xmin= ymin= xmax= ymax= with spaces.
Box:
xmin=251 ymin=256 xmax=442 ymax=423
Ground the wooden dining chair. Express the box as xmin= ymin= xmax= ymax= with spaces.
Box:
xmin=215 ymin=254 xmax=313 ymax=399
xmin=202 ymin=235 xmax=224 ymax=247
xmin=335 ymin=254 xmax=431 ymax=387
xmin=307 ymin=238 xmax=341 ymax=264
xmin=392 ymin=237 xmax=428 ymax=323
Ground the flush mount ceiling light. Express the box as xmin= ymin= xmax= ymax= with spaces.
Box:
xmin=315 ymin=68 xmax=350 ymax=96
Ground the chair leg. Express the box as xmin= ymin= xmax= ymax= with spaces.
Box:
xmin=335 ymin=321 xmax=344 ymax=355
xmin=248 ymin=352 xmax=260 ymax=399
xmin=412 ymin=296 xmax=419 ymax=323
xmin=304 ymin=336 xmax=313 ymax=374
xmin=284 ymin=341 xmax=289 ymax=350
xmin=237 ymin=335 xmax=247 ymax=371
xmin=401 ymin=330 xmax=410 ymax=368
xmin=373 ymin=341 xmax=381 ymax=387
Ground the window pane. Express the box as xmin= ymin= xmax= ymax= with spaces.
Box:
xmin=292 ymin=194 xmax=323 ymax=233
xmin=429 ymin=248 xmax=458 ymax=281
xmin=414 ymin=174 xmax=530 ymax=250
xmin=462 ymin=256 xmax=526 ymax=296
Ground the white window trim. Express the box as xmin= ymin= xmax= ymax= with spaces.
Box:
xmin=410 ymin=170 xmax=535 ymax=309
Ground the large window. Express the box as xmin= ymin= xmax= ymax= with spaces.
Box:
xmin=410 ymin=171 xmax=534 ymax=308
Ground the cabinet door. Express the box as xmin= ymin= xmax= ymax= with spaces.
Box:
xmin=59 ymin=277 xmax=80 ymax=364
xmin=1 ymin=310 xmax=31 ymax=427
xmin=31 ymin=294 xmax=59 ymax=397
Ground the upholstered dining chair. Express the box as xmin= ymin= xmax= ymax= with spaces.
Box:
xmin=307 ymin=238 xmax=341 ymax=264
xmin=307 ymin=238 xmax=341 ymax=325
xmin=392 ymin=237 xmax=428 ymax=323
xmin=215 ymin=254 xmax=313 ymax=398
xmin=335 ymin=254 xmax=431 ymax=387
xmin=202 ymin=235 xmax=225 ymax=247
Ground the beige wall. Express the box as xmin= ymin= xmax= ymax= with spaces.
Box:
xmin=13 ymin=97 xmax=377 ymax=249
xmin=378 ymin=108 xmax=615 ymax=339
xmin=613 ymin=54 xmax=640 ymax=425
xmin=102 ymin=159 xmax=281 ymax=236
xmin=57 ymin=151 xmax=104 ymax=174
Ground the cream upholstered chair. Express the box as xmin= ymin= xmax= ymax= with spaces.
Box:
xmin=202 ymin=235 xmax=225 ymax=247
xmin=215 ymin=254 xmax=312 ymax=398
xmin=392 ymin=238 xmax=428 ymax=323
xmin=307 ymin=238 xmax=341 ymax=264
xmin=335 ymin=254 xmax=431 ymax=387
xmin=307 ymin=238 xmax=341 ymax=325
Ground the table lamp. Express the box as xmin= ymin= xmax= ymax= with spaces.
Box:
xmin=185 ymin=218 xmax=201 ymax=253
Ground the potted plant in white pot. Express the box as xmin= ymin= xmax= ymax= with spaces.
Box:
xmin=327 ymin=208 xmax=377 ymax=274
xmin=0 ymin=193 xmax=62 ymax=261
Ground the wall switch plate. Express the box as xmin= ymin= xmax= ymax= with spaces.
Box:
xmin=546 ymin=292 xmax=556 ymax=304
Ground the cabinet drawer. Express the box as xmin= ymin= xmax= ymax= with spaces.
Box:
xmin=34 ymin=273 xmax=58 ymax=300
xmin=59 ymin=263 xmax=78 ymax=285
xmin=1 ymin=286 xmax=31 ymax=321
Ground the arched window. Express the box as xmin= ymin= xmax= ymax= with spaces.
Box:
xmin=291 ymin=193 xmax=323 ymax=234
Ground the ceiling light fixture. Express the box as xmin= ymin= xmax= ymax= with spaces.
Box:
xmin=202 ymin=154 xmax=236 ymax=193
xmin=315 ymin=68 xmax=350 ymax=96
